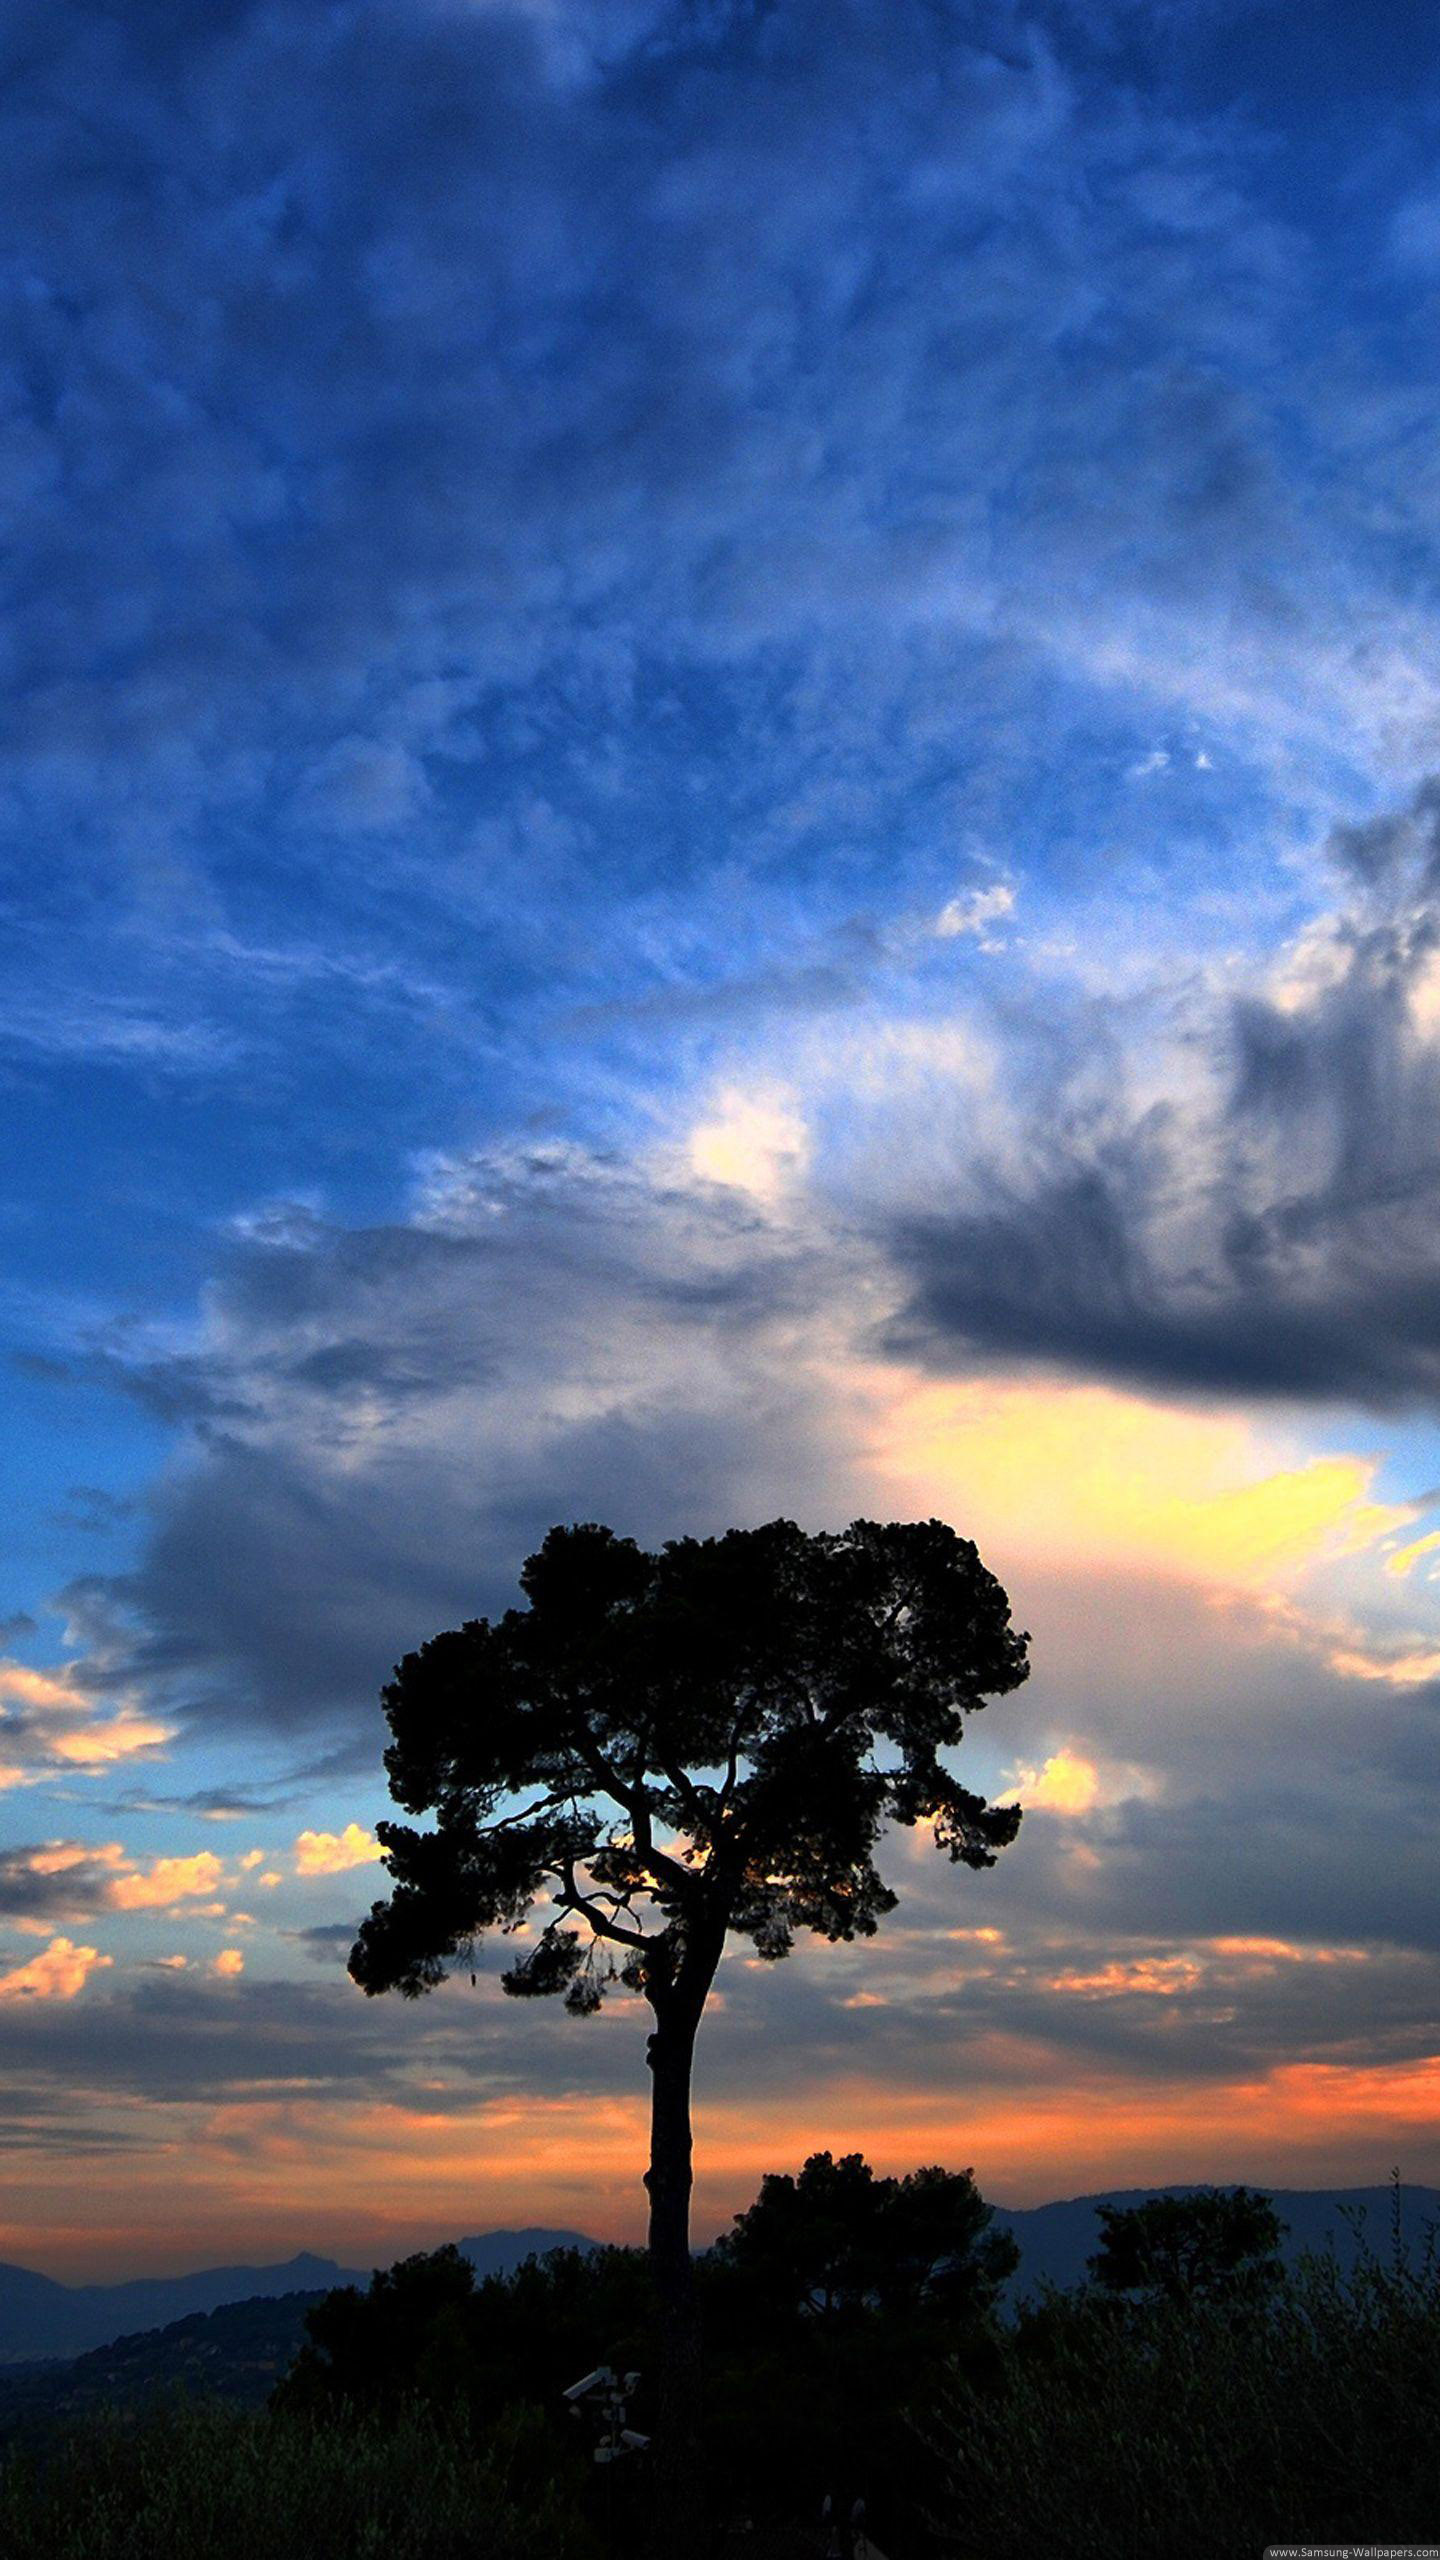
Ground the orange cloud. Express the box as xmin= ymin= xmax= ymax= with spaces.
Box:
xmin=1208 ymin=1936 xmax=1367 ymax=1968
xmin=0 ymin=1660 xmax=176 ymax=1790
xmin=0 ymin=1664 xmax=86 ymax=1710
xmin=213 ymin=1949 xmax=245 ymax=1978
xmin=294 ymin=1824 xmax=381 ymax=1876
xmin=1047 ymin=1955 xmax=1204 ymax=1997
xmin=47 ymin=1712 xmax=175 ymax=1771
xmin=1229 ymin=1587 xmax=1440 ymax=1694
xmin=0 ymin=1670 xmax=175 ymax=1791
xmin=109 ymin=1852 xmax=225 ymax=1911
xmin=20 ymin=1841 xmax=126 ymax=1878
xmin=1326 ymin=1640 xmax=1440 ymax=1688
xmin=0 ymin=1936 xmax=112 ymax=2001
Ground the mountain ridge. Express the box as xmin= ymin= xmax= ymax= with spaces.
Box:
xmin=989 ymin=2182 xmax=1440 ymax=2298
xmin=3 ymin=2184 xmax=1436 ymax=2363
xmin=0 ymin=2228 xmax=596 ymax=2363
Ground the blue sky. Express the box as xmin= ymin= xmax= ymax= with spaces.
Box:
xmin=3 ymin=0 xmax=1440 ymax=2274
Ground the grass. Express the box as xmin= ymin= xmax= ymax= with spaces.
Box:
xmin=0 ymin=2397 xmax=597 ymax=2560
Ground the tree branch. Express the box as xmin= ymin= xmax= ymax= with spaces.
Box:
xmin=656 ymin=1753 xmax=708 ymax=1832
xmin=718 ymin=1710 xmax=748 ymax=1808
xmin=481 ymin=1792 xmax=565 ymax=1834
xmin=553 ymin=1853 xmax=652 ymax=1950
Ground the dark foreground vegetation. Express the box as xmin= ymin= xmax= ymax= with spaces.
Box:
xmin=0 ymin=2398 xmax=592 ymax=2560
xmin=1 ymin=2171 xmax=1436 ymax=2560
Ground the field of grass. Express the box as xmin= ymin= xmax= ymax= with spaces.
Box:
xmin=0 ymin=2398 xmax=596 ymax=2560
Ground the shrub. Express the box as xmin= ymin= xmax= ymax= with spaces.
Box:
xmin=929 ymin=2240 xmax=1440 ymax=2560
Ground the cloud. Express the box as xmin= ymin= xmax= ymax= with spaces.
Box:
xmin=54 ymin=1144 xmax=856 ymax=1747
xmin=1323 ymin=1639 xmax=1440 ymax=1689
xmin=934 ymin=883 xmax=1016 ymax=944
xmin=1001 ymin=1748 xmax=1102 ymax=1817
xmin=108 ymin=1853 xmax=226 ymax=1913
xmin=870 ymin=1374 xmax=1408 ymax=1588
xmin=213 ymin=1950 xmax=245 ymax=1980
xmin=0 ymin=1843 xmax=128 ymax=1930
xmin=0 ymin=1938 xmax=112 ymax=2003
xmin=884 ymin=789 xmax=1440 ymax=1410
xmin=0 ymin=1842 xmax=234 ymax=1927
xmin=0 ymin=1658 xmax=175 ymax=1791
xmin=1047 ymin=1954 xmax=1202 ymax=1997
xmin=0 ymin=0 xmax=1430 ymax=1137
xmin=685 ymin=1088 xmax=810 ymax=1206
xmin=294 ymin=1825 xmax=381 ymax=1878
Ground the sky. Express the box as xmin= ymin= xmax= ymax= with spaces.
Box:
xmin=3 ymin=0 xmax=1440 ymax=2280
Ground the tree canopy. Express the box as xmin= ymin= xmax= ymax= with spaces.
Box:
xmin=350 ymin=1514 xmax=1028 ymax=2018
xmin=1087 ymin=2188 xmax=1287 ymax=2304
xmin=718 ymin=2149 xmax=1019 ymax=2326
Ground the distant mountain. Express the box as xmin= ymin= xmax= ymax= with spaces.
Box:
xmin=8 ymin=2187 xmax=1428 ymax=2373
xmin=455 ymin=2228 xmax=595 ymax=2279
xmin=0 ymin=2290 xmax=329 ymax=2435
xmin=991 ymin=2184 xmax=1440 ymax=2299
xmin=0 ymin=2229 xmax=597 ymax=2364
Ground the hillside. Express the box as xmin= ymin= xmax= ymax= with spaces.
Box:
xmin=0 ymin=2292 xmax=327 ymax=2437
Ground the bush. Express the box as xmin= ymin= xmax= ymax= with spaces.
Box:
xmin=0 ymin=2397 xmax=596 ymax=2560
xmin=929 ymin=2241 xmax=1440 ymax=2560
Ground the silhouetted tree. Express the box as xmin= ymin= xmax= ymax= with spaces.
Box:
xmin=349 ymin=1516 xmax=1027 ymax=2456
xmin=1088 ymin=2187 xmax=1286 ymax=2304
xmin=719 ymin=2149 xmax=1019 ymax=2327
xmin=276 ymin=2241 xmax=653 ymax=2431
xmin=278 ymin=2247 xmax=480 ymax=2417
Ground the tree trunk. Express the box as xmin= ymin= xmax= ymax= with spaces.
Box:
xmin=643 ymin=1929 xmax=722 ymax=2544
xmin=645 ymin=1997 xmax=701 ymax=2321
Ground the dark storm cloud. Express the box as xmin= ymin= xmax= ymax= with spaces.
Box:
xmin=56 ymin=1147 xmax=853 ymax=1743
xmin=886 ymin=784 xmax=1440 ymax=1407
xmin=291 ymin=1922 xmax=361 ymax=1966
xmin=101 ymin=1781 xmax=303 ymax=1820
xmin=0 ymin=1844 xmax=122 ymax=1929
xmin=0 ymin=1973 xmax=407 ymax=2108
xmin=923 ymin=1770 xmax=1440 ymax=1967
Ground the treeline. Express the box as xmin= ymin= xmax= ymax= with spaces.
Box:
xmin=1 ymin=2158 xmax=1437 ymax=2558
